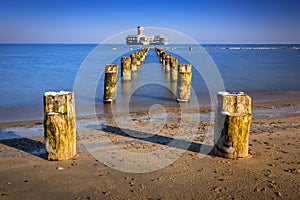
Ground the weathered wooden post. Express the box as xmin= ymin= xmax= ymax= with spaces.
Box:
xmin=155 ymin=47 xmax=163 ymax=56
xmin=141 ymin=51 xmax=146 ymax=64
xmin=140 ymin=49 xmax=146 ymax=63
xmin=162 ymin=53 xmax=166 ymax=66
xmin=103 ymin=64 xmax=118 ymax=102
xmin=155 ymin=47 xmax=161 ymax=56
xmin=214 ymin=92 xmax=252 ymax=159
xmin=160 ymin=51 xmax=165 ymax=64
xmin=170 ymin=57 xmax=178 ymax=82
xmin=121 ymin=57 xmax=131 ymax=81
xmin=44 ymin=91 xmax=76 ymax=161
xmin=164 ymin=54 xmax=172 ymax=72
xmin=136 ymin=52 xmax=141 ymax=67
xmin=130 ymin=54 xmax=137 ymax=72
xmin=176 ymin=64 xmax=192 ymax=102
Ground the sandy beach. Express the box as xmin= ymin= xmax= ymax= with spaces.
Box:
xmin=0 ymin=100 xmax=299 ymax=199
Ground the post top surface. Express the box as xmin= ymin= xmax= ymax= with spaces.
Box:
xmin=105 ymin=64 xmax=118 ymax=72
xmin=44 ymin=91 xmax=72 ymax=96
xmin=217 ymin=91 xmax=246 ymax=96
xmin=179 ymin=64 xmax=192 ymax=73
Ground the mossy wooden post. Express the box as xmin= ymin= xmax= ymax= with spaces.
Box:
xmin=164 ymin=54 xmax=172 ymax=72
xmin=161 ymin=53 xmax=166 ymax=66
xmin=130 ymin=54 xmax=137 ymax=72
xmin=136 ymin=52 xmax=141 ymax=67
xmin=177 ymin=64 xmax=192 ymax=102
xmin=44 ymin=91 xmax=76 ymax=161
xmin=160 ymin=51 xmax=165 ymax=64
xmin=121 ymin=57 xmax=131 ymax=81
xmin=155 ymin=47 xmax=161 ymax=55
xmin=214 ymin=92 xmax=252 ymax=159
xmin=140 ymin=49 xmax=146 ymax=64
xmin=170 ymin=57 xmax=178 ymax=82
xmin=103 ymin=64 xmax=118 ymax=102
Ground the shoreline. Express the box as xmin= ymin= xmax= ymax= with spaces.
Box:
xmin=1 ymin=90 xmax=300 ymax=125
xmin=1 ymin=98 xmax=300 ymax=129
xmin=0 ymin=95 xmax=299 ymax=199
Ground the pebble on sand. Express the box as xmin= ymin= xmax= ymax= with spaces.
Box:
xmin=275 ymin=191 xmax=282 ymax=197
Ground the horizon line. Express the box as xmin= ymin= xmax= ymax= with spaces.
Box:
xmin=0 ymin=42 xmax=299 ymax=45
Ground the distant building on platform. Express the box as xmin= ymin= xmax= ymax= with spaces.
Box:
xmin=126 ymin=26 xmax=168 ymax=45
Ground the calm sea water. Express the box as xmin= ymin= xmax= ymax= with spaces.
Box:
xmin=0 ymin=44 xmax=300 ymax=123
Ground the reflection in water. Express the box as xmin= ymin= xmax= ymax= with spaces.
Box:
xmin=164 ymin=70 xmax=170 ymax=81
xmin=129 ymin=84 xmax=181 ymax=113
xmin=131 ymin=71 xmax=137 ymax=80
xmin=102 ymin=102 xmax=114 ymax=115
xmin=121 ymin=81 xmax=131 ymax=95
xmin=170 ymin=81 xmax=177 ymax=97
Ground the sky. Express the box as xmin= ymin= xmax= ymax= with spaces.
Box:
xmin=0 ymin=0 xmax=299 ymax=44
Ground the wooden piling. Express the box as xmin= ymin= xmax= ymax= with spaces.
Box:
xmin=103 ymin=64 xmax=118 ymax=102
xmin=164 ymin=54 xmax=172 ymax=72
xmin=44 ymin=91 xmax=76 ymax=161
xmin=121 ymin=57 xmax=131 ymax=81
xmin=214 ymin=92 xmax=252 ymax=159
xmin=170 ymin=57 xmax=178 ymax=82
xmin=136 ymin=52 xmax=141 ymax=67
xmin=160 ymin=51 xmax=166 ymax=64
xmin=155 ymin=48 xmax=164 ymax=56
xmin=177 ymin=64 xmax=192 ymax=102
xmin=130 ymin=54 xmax=137 ymax=72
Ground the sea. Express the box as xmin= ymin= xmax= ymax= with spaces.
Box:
xmin=0 ymin=44 xmax=300 ymax=123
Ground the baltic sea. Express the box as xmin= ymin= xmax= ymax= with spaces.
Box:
xmin=0 ymin=44 xmax=300 ymax=123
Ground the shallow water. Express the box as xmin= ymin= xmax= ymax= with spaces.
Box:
xmin=0 ymin=44 xmax=300 ymax=123
xmin=1 ymin=104 xmax=299 ymax=141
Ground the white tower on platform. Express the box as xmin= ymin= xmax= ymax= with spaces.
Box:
xmin=137 ymin=26 xmax=144 ymax=36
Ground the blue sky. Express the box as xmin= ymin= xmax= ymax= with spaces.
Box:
xmin=0 ymin=0 xmax=299 ymax=43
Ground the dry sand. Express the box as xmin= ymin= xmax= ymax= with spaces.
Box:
xmin=0 ymin=101 xmax=299 ymax=199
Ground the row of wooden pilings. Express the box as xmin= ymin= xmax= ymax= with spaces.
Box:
xmin=43 ymin=48 xmax=252 ymax=161
xmin=103 ymin=47 xmax=150 ymax=102
xmin=154 ymin=47 xmax=192 ymax=102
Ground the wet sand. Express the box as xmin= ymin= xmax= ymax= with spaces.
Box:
xmin=0 ymin=100 xmax=299 ymax=199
